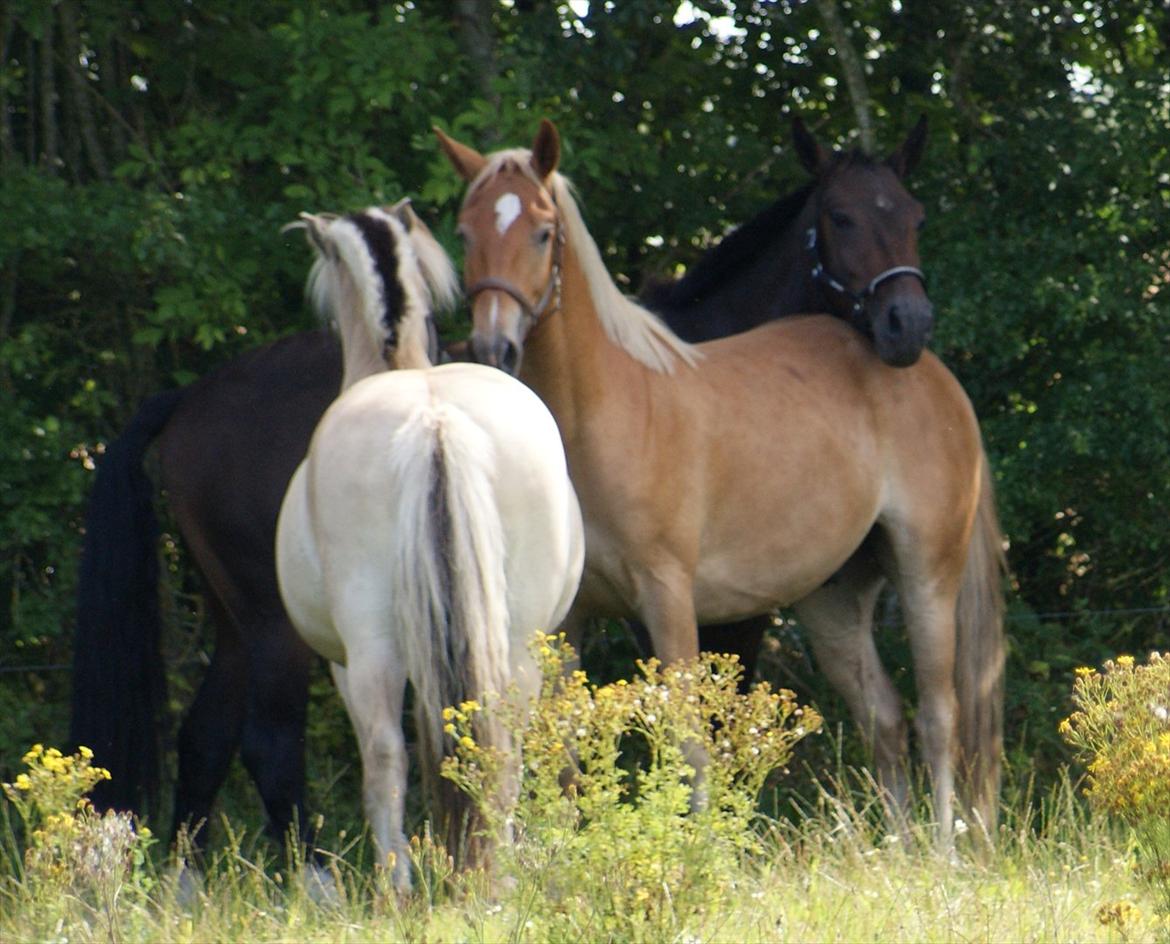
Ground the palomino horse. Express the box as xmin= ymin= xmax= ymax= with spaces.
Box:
xmin=70 ymin=115 xmax=940 ymax=849
xmin=438 ymin=120 xmax=1006 ymax=842
xmin=275 ymin=204 xmax=583 ymax=890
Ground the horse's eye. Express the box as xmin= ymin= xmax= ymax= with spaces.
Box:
xmin=829 ymin=210 xmax=854 ymax=230
xmin=535 ymin=226 xmax=553 ymax=247
xmin=916 ymin=217 xmax=926 ymax=233
xmin=456 ymin=225 xmax=472 ymax=245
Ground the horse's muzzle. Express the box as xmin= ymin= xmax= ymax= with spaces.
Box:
xmin=470 ymin=333 xmax=522 ymax=377
xmin=871 ymin=294 xmax=933 ymax=368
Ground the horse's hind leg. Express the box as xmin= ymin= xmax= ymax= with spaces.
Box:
xmin=239 ymin=621 xmax=316 ymax=851
xmin=171 ymin=598 xmax=247 ymax=855
xmin=896 ymin=573 xmax=961 ymax=852
xmin=793 ymin=554 xmax=910 ymax=832
xmin=331 ymin=645 xmax=412 ymax=892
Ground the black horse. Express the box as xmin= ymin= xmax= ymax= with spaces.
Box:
xmin=70 ymin=116 xmax=932 ymax=852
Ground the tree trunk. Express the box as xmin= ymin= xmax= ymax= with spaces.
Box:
xmin=39 ymin=8 xmax=59 ymax=173
xmin=0 ymin=5 xmax=13 ymax=166
xmin=816 ymin=0 xmax=874 ymax=152
xmin=98 ymin=38 xmax=126 ymax=161
xmin=453 ymin=0 xmax=500 ymax=142
xmin=59 ymin=0 xmax=109 ymax=180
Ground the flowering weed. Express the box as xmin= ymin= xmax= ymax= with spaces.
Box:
xmin=442 ymin=634 xmax=821 ymax=940
xmin=2 ymin=743 xmax=154 ymax=931
xmin=1061 ymin=652 xmax=1170 ymax=917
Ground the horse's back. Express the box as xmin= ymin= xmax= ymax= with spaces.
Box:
xmin=158 ymin=330 xmax=340 ymax=614
xmin=697 ymin=314 xmax=978 ymax=449
xmin=296 ymin=363 xmax=583 ymax=648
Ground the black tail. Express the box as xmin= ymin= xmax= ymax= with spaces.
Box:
xmin=70 ymin=388 xmax=186 ymax=815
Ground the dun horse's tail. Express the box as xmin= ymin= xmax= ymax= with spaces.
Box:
xmin=955 ymin=451 xmax=1008 ymax=836
xmin=387 ymin=401 xmax=510 ymax=862
xmin=70 ymin=388 xmax=187 ymax=816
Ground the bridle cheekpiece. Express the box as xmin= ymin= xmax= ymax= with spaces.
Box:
xmin=465 ymin=206 xmax=565 ymax=337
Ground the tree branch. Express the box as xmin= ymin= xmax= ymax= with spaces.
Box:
xmin=816 ymin=0 xmax=874 ymax=152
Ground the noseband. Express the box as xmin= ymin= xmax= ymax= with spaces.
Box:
xmin=805 ymin=225 xmax=926 ymax=329
xmin=465 ymin=217 xmax=565 ymax=336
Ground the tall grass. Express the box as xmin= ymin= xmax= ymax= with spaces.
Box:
xmin=2 ymin=770 xmax=1160 ymax=942
xmin=3 ymin=648 xmax=1167 ymax=943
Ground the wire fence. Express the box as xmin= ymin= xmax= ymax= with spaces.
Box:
xmin=4 ymin=604 xmax=1168 ymax=677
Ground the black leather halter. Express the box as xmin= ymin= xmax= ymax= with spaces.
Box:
xmin=805 ymin=225 xmax=926 ymax=327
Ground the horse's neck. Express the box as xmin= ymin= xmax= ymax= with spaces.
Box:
xmin=519 ymin=251 xmax=642 ymax=447
xmin=657 ymin=203 xmax=824 ymax=339
xmin=337 ymin=316 xmax=386 ymax=391
xmin=337 ymin=318 xmax=430 ymax=391
xmin=726 ymin=202 xmax=823 ymax=321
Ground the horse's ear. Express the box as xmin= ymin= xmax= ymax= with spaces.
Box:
xmin=285 ymin=212 xmax=331 ymax=257
xmin=388 ymin=197 xmax=416 ymax=232
xmin=530 ymin=118 xmax=561 ymax=180
xmin=888 ymin=115 xmax=928 ymax=178
xmin=434 ymin=126 xmax=487 ymax=181
xmin=792 ymin=116 xmax=828 ymax=175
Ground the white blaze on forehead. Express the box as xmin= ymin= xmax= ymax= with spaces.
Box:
xmin=494 ymin=192 xmax=522 ymax=234
xmin=875 ymin=193 xmax=894 ymax=211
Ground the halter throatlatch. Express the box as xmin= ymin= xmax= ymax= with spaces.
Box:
xmin=465 ymin=220 xmax=565 ymax=337
xmin=805 ymin=225 xmax=926 ymax=329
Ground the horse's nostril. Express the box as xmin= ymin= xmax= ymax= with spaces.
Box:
xmin=499 ymin=340 xmax=520 ymax=376
xmin=886 ymin=306 xmax=904 ymax=337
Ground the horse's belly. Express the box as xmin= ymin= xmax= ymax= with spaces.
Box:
xmin=692 ymin=551 xmax=847 ymax=622
xmin=692 ymin=487 xmax=880 ymax=621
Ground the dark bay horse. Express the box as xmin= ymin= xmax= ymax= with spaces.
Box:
xmin=644 ymin=114 xmax=932 ymax=365
xmin=71 ymin=117 xmax=941 ymax=848
xmin=71 ymin=330 xmax=342 ymax=849
xmin=438 ymin=119 xmax=1005 ymax=842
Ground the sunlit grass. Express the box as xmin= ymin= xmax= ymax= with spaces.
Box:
xmin=3 ymin=774 xmax=1161 ymax=943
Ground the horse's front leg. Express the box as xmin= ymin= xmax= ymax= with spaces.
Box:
xmin=634 ymin=565 xmax=709 ymax=809
xmin=793 ymin=553 xmax=910 ymax=837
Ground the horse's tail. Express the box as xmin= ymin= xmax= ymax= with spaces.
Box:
xmin=70 ymin=388 xmax=187 ymax=816
xmin=387 ymin=401 xmax=510 ymax=861
xmin=955 ymin=450 xmax=1008 ymax=836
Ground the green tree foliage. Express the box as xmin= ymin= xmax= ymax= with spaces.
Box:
xmin=1 ymin=1 xmax=1167 ymax=795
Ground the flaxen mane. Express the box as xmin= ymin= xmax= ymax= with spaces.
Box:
xmin=468 ymin=151 xmax=701 ymax=374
